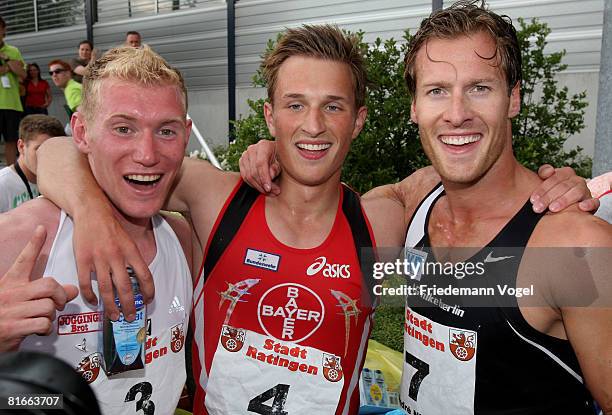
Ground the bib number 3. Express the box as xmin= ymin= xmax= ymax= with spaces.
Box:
xmin=125 ymin=381 xmax=155 ymax=414
xmin=248 ymin=384 xmax=290 ymax=415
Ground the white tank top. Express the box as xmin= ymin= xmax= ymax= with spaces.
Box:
xmin=20 ymin=211 xmax=192 ymax=415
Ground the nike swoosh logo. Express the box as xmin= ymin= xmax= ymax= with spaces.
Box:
xmin=484 ymin=251 xmax=514 ymax=263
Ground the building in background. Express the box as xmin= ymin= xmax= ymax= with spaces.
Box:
xmin=3 ymin=0 xmax=606 ymax=154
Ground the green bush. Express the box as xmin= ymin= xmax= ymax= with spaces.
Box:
xmin=216 ymin=21 xmax=591 ymax=350
xmin=512 ymin=18 xmax=591 ymax=177
xmin=218 ymin=19 xmax=591 ymax=190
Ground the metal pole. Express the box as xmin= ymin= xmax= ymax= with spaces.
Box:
xmin=33 ymin=0 xmax=38 ymax=32
xmin=227 ymin=0 xmax=236 ymax=141
xmin=187 ymin=114 xmax=222 ymax=169
xmin=432 ymin=0 xmax=443 ymax=11
xmin=593 ymin=0 xmax=612 ymax=176
xmin=85 ymin=0 xmax=94 ymax=44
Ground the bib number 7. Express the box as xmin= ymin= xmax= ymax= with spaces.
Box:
xmin=405 ymin=351 xmax=430 ymax=401
xmin=248 ymin=384 xmax=290 ymax=415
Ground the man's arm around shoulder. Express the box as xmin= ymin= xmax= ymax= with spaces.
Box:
xmin=361 ymin=166 xmax=440 ymax=246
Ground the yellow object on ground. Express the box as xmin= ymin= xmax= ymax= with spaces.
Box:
xmin=363 ymin=339 xmax=403 ymax=395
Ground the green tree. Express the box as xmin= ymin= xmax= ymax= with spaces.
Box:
xmin=513 ymin=18 xmax=591 ymax=177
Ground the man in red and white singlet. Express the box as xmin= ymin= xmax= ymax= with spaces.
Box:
xmin=192 ymin=179 xmax=376 ymax=414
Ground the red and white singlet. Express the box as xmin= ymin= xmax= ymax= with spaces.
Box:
xmin=192 ymin=182 xmax=377 ymax=415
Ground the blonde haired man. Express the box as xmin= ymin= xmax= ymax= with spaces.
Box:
xmin=0 ymin=46 xmax=193 ymax=414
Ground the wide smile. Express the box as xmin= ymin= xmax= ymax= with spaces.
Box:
xmin=438 ymin=134 xmax=482 ymax=154
xmin=295 ymin=142 xmax=332 ymax=160
xmin=124 ymin=174 xmax=162 ymax=190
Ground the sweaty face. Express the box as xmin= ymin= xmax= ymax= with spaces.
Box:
xmin=76 ymin=79 xmax=189 ymax=221
xmin=264 ymin=56 xmax=366 ymax=187
xmin=49 ymin=64 xmax=71 ymax=88
xmin=410 ymin=31 xmax=520 ymax=185
xmin=79 ymin=43 xmax=92 ymax=61
xmin=20 ymin=133 xmax=52 ymax=177
xmin=126 ymin=34 xmax=141 ymax=48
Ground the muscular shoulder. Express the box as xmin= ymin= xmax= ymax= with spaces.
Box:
xmin=361 ymin=166 xmax=440 ymax=246
xmin=0 ymin=198 xmax=61 ymax=277
xmin=530 ymin=207 xmax=612 ymax=247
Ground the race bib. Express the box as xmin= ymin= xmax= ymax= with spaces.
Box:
xmin=1 ymin=75 xmax=11 ymax=89
xmin=399 ymin=307 xmax=477 ymax=415
xmin=205 ymin=325 xmax=344 ymax=414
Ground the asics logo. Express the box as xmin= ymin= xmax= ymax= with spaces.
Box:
xmin=306 ymin=256 xmax=351 ymax=279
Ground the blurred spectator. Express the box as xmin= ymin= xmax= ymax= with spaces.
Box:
xmin=0 ymin=15 xmax=26 ymax=166
xmin=70 ymin=39 xmax=93 ymax=83
xmin=0 ymin=114 xmax=63 ymax=212
xmin=48 ymin=59 xmax=82 ymax=114
xmin=125 ymin=30 xmax=142 ymax=48
xmin=23 ymin=63 xmax=51 ymax=115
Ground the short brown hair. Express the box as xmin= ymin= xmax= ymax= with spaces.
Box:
xmin=261 ymin=24 xmax=367 ymax=108
xmin=48 ymin=59 xmax=72 ymax=72
xmin=19 ymin=115 xmax=64 ymax=143
xmin=80 ymin=45 xmax=187 ymax=122
xmin=79 ymin=39 xmax=93 ymax=49
xmin=404 ymin=0 xmax=521 ymax=97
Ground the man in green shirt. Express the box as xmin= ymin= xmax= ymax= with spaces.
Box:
xmin=48 ymin=59 xmax=82 ymax=114
xmin=0 ymin=16 xmax=27 ymax=166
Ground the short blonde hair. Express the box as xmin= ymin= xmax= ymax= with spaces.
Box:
xmin=80 ymin=46 xmax=187 ymax=121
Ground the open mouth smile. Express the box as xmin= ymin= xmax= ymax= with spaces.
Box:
xmin=124 ymin=174 xmax=162 ymax=186
xmin=296 ymin=143 xmax=332 ymax=151
xmin=439 ymin=134 xmax=481 ymax=146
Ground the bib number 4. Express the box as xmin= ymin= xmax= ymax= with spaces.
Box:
xmin=248 ymin=384 xmax=290 ymax=415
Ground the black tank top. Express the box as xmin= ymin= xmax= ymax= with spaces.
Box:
xmin=400 ymin=183 xmax=594 ymax=415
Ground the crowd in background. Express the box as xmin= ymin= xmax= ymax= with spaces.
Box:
xmin=21 ymin=31 xmax=142 ymax=127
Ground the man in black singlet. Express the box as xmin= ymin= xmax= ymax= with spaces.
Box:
xmin=396 ymin=1 xmax=611 ymax=414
